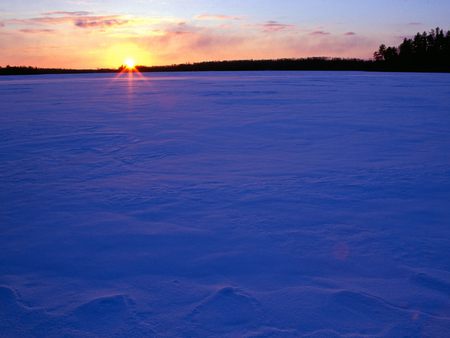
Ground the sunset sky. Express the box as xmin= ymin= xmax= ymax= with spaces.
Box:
xmin=1 ymin=0 xmax=449 ymax=68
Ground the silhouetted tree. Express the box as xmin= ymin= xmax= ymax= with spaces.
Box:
xmin=374 ymin=44 xmax=386 ymax=61
xmin=374 ymin=27 xmax=450 ymax=71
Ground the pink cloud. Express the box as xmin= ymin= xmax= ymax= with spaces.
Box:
xmin=74 ymin=18 xmax=129 ymax=28
xmin=1 ymin=12 xmax=381 ymax=68
xmin=19 ymin=28 xmax=55 ymax=33
xmin=129 ymin=20 xmax=377 ymax=66
xmin=196 ymin=14 xmax=241 ymax=21
xmin=43 ymin=11 xmax=91 ymax=16
xmin=262 ymin=21 xmax=295 ymax=32
xmin=6 ymin=15 xmax=130 ymax=29
xmin=310 ymin=30 xmax=330 ymax=36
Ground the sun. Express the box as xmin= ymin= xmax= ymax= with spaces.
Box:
xmin=124 ymin=58 xmax=136 ymax=70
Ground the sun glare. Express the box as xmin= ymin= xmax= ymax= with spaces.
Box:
xmin=124 ymin=58 xmax=136 ymax=70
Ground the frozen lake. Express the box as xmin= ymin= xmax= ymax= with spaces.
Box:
xmin=1 ymin=71 xmax=450 ymax=337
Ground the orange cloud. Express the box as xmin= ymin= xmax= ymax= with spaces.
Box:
xmin=127 ymin=20 xmax=375 ymax=66
xmin=0 ymin=11 xmax=379 ymax=68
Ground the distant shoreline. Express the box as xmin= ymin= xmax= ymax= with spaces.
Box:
xmin=1 ymin=58 xmax=449 ymax=76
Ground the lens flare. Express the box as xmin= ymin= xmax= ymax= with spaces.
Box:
xmin=124 ymin=58 xmax=136 ymax=70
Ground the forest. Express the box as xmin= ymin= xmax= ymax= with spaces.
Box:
xmin=374 ymin=27 xmax=450 ymax=71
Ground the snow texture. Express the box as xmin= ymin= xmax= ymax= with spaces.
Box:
xmin=1 ymin=71 xmax=450 ymax=337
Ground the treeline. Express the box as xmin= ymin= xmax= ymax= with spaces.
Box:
xmin=2 ymin=59 xmax=378 ymax=76
xmin=0 ymin=66 xmax=116 ymax=76
xmin=374 ymin=27 xmax=450 ymax=72
xmin=135 ymin=58 xmax=375 ymax=72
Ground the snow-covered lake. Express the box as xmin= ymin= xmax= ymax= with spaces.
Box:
xmin=1 ymin=71 xmax=450 ymax=337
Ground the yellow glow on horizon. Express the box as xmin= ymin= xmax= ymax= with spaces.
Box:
xmin=104 ymin=43 xmax=153 ymax=68
xmin=124 ymin=58 xmax=136 ymax=69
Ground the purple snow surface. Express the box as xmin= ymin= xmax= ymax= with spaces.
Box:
xmin=1 ymin=71 xmax=450 ymax=337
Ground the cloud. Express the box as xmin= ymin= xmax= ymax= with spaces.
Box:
xmin=262 ymin=21 xmax=295 ymax=32
xmin=7 ymin=16 xmax=75 ymax=25
xmin=1 ymin=10 xmax=381 ymax=68
xmin=66 ymin=0 xmax=93 ymax=4
xmin=129 ymin=18 xmax=377 ymax=66
xmin=196 ymin=14 xmax=241 ymax=21
xmin=43 ymin=11 xmax=91 ymax=16
xmin=310 ymin=30 xmax=330 ymax=36
xmin=74 ymin=17 xmax=129 ymax=28
xmin=286 ymin=31 xmax=379 ymax=59
xmin=7 ymin=15 xmax=132 ymax=29
xmin=19 ymin=28 xmax=55 ymax=33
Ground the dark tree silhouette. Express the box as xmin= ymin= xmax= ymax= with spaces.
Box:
xmin=374 ymin=27 xmax=450 ymax=71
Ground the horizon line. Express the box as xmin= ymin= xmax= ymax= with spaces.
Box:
xmin=1 ymin=56 xmax=375 ymax=71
